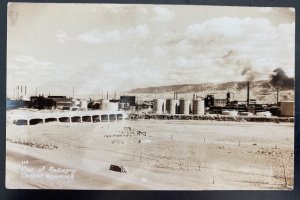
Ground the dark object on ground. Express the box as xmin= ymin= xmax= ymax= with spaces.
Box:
xmin=109 ymin=164 xmax=127 ymax=173
xmin=137 ymin=130 xmax=146 ymax=136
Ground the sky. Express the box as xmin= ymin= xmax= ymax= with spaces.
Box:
xmin=7 ymin=3 xmax=295 ymax=98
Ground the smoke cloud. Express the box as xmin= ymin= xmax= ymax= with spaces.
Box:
xmin=241 ymin=65 xmax=255 ymax=81
xmin=270 ymin=68 xmax=294 ymax=90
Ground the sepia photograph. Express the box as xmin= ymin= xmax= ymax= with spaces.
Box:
xmin=6 ymin=3 xmax=295 ymax=190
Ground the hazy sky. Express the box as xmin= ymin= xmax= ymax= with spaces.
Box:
xmin=7 ymin=3 xmax=295 ymax=98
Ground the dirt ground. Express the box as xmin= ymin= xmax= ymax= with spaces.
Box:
xmin=6 ymin=119 xmax=294 ymax=190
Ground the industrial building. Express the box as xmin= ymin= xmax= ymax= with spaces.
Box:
xmin=150 ymin=81 xmax=294 ymax=118
xmin=280 ymin=101 xmax=294 ymax=117
xmin=8 ymin=110 xmax=125 ymax=126
xmin=30 ymin=96 xmax=73 ymax=110
xmin=120 ymin=96 xmax=136 ymax=106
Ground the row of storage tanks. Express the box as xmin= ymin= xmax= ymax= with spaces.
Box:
xmin=153 ymin=99 xmax=205 ymax=115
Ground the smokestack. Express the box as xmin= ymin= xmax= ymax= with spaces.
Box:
xmin=277 ymin=87 xmax=279 ymax=105
xmin=102 ymin=91 xmax=103 ymax=99
xmin=73 ymin=86 xmax=75 ymax=98
xmin=226 ymin=91 xmax=230 ymax=106
xmin=174 ymin=91 xmax=175 ymax=99
xmin=107 ymin=91 xmax=108 ymax=100
xmin=25 ymin=85 xmax=26 ymax=96
xmin=17 ymin=86 xmax=19 ymax=99
xmin=247 ymin=81 xmax=250 ymax=107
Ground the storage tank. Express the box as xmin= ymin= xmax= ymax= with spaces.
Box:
xmin=153 ymin=99 xmax=166 ymax=114
xmin=100 ymin=99 xmax=110 ymax=110
xmin=166 ymin=99 xmax=171 ymax=113
xmin=280 ymin=101 xmax=294 ymax=117
xmin=169 ymin=100 xmax=179 ymax=115
xmin=179 ymin=99 xmax=191 ymax=115
xmin=166 ymin=99 xmax=179 ymax=115
xmin=192 ymin=99 xmax=205 ymax=115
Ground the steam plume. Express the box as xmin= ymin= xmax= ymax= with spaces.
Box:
xmin=241 ymin=65 xmax=255 ymax=81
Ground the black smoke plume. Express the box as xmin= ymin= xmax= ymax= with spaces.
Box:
xmin=270 ymin=68 xmax=294 ymax=90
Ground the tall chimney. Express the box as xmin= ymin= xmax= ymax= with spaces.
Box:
xmin=277 ymin=87 xmax=279 ymax=106
xmin=247 ymin=81 xmax=250 ymax=107
xmin=107 ymin=91 xmax=108 ymax=100
xmin=73 ymin=86 xmax=75 ymax=98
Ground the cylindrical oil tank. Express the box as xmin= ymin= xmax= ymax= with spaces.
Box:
xmin=100 ymin=99 xmax=110 ymax=110
xmin=80 ymin=100 xmax=88 ymax=110
xmin=280 ymin=101 xmax=294 ymax=117
xmin=193 ymin=99 xmax=205 ymax=115
xmin=169 ymin=100 xmax=179 ymax=115
xmin=166 ymin=99 xmax=171 ymax=113
xmin=153 ymin=99 xmax=166 ymax=114
xmin=179 ymin=99 xmax=191 ymax=115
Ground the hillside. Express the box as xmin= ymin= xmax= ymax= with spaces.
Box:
xmin=124 ymin=80 xmax=294 ymax=103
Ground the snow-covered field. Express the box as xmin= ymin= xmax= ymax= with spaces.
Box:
xmin=6 ymin=119 xmax=294 ymax=190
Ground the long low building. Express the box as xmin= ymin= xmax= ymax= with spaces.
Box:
xmin=7 ymin=109 xmax=126 ymax=125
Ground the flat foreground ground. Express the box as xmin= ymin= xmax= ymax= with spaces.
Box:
xmin=6 ymin=120 xmax=294 ymax=190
